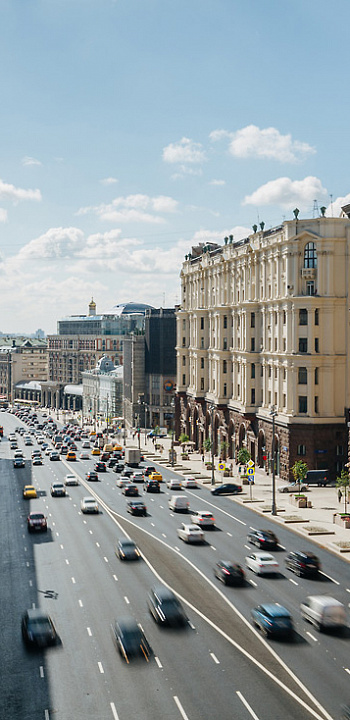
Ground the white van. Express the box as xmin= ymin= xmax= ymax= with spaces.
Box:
xmin=168 ymin=495 xmax=189 ymax=512
xmin=300 ymin=595 xmax=346 ymax=631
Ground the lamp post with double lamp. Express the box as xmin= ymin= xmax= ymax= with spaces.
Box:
xmin=270 ymin=405 xmax=277 ymax=516
xmin=210 ymin=404 xmax=216 ymax=486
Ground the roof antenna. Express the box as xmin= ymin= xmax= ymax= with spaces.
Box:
xmin=330 ymin=193 xmax=334 ymax=218
xmin=313 ymin=199 xmax=319 ymax=218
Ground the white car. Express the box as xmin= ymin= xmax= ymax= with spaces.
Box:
xmin=167 ymin=478 xmax=182 ymax=490
xmin=182 ymin=477 xmax=199 ymax=489
xmin=131 ymin=472 xmax=144 ymax=483
xmin=45 ymin=446 xmax=52 ymax=455
xmin=117 ymin=476 xmax=132 ymax=488
xmin=245 ymin=552 xmax=279 ymax=575
xmin=177 ymin=523 xmax=205 ymax=544
xmin=82 ymin=441 xmax=91 ymax=448
xmin=14 ymin=450 xmax=25 ymax=459
xmin=278 ymin=482 xmax=309 ymax=493
xmin=65 ymin=473 xmax=79 ymax=486
xmin=190 ymin=510 xmax=215 ymax=527
xmin=80 ymin=451 xmax=90 ymax=459
xmin=81 ymin=496 xmax=99 ymax=514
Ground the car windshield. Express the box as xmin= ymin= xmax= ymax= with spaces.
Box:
xmin=260 ymin=555 xmax=274 ymax=561
xmin=30 ymin=514 xmax=44 ymax=520
xmin=121 ymin=541 xmax=135 ymax=549
xmin=28 ymin=618 xmax=51 ymax=632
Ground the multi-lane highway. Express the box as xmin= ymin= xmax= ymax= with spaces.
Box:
xmin=1 ymin=410 xmax=349 ymax=720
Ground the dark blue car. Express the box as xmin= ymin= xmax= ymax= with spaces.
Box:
xmin=251 ymin=603 xmax=293 ymax=638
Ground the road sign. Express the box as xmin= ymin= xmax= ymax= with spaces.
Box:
xmin=247 ymin=466 xmax=255 ymax=482
xmin=218 ymin=462 xmax=225 ymax=471
xmin=247 ymin=459 xmax=254 ymax=468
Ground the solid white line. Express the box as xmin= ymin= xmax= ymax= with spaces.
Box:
xmin=87 ymin=627 xmax=92 ymax=636
xmin=40 ymin=665 xmax=44 ymax=678
xmin=155 ymin=656 xmax=163 ymax=668
xmin=236 ymin=691 xmax=260 ymax=720
xmin=289 ymin=578 xmax=298 ymax=586
xmin=173 ymin=696 xmax=190 ymax=720
xmin=320 ymin=571 xmax=339 ymax=585
xmin=124 ymin=596 xmax=130 ymax=604
xmin=98 ymin=661 xmax=104 ymax=674
xmin=306 ymin=631 xmax=318 ymax=642
xmin=110 ymin=702 xmax=120 ymax=720
xmin=210 ymin=652 xmax=220 ymax=664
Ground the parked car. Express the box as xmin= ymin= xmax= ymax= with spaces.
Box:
xmin=211 ymin=483 xmax=242 ymax=496
xmin=247 ymin=529 xmax=279 ymax=549
xmin=190 ymin=510 xmax=215 ymax=527
xmin=115 ymin=538 xmax=140 ymax=561
xmin=148 ymin=585 xmax=188 ymax=626
xmin=245 ymin=552 xmax=279 ymax=575
xmin=251 ymin=603 xmax=294 ymax=638
xmin=177 ymin=523 xmax=205 ymax=544
xmin=27 ymin=511 xmax=47 ymax=533
xmin=22 ymin=609 xmax=58 ymax=648
xmin=278 ymin=482 xmax=309 ymax=493
xmin=113 ymin=617 xmax=151 ymax=662
xmin=285 ymin=550 xmax=320 ymax=577
xmin=81 ymin=496 xmax=99 ymax=514
xmin=214 ymin=560 xmax=245 ymax=586
xmin=126 ymin=499 xmax=147 ymax=516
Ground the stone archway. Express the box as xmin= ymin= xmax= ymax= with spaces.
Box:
xmin=238 ymin=423 xmax=246 ymax=449
xmin=227 ymin=420 xmax=234 ymax=460
xmin=273 ymin=433 xmax=280 ymax=477
xmin=257 ymin=430 xmax=266 ymax=468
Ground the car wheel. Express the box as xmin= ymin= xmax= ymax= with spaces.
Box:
xmin=261 ymin=625 xmax=269 ymax=639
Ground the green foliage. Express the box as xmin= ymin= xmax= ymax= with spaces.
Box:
xmin=179 ymin=433 xmax=189 ymax=444
xmin=237 ymin=447 xmax=251 ymax=465
xmin=336 ymin=469 xmax=350 ymax=512
xmin=203 ymin=438 xmax=211 ymax=453
xmin=291 ymin=460 xmax=308 ymax=484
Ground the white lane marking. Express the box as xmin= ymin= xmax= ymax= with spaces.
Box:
xmin=24 ymin=546 xmax=27 ymax=552
xmin=113 ymin=574 xmax=118 ymax=581
xmin=78 ymin=599 xmax=83 ymax=607
xmin=104 ymin=556 xmax=109 ymax=563
xmin=188 ymin=621 xmax=196 ymax=630
xmin=346 ymin=588 xmax=350 ymax=594
xmin=39 ymin=665 xmax=44 ymax=678
xmin=98 ymin=661 xmax=104 ymax=674
xmin=289 ymin=578 xmax=298 ymax=586
xmin=162 ymin=533 xmax=167 ymax=538
xmin=210 ymin=545 xmax=216 ymax=551
xmin=83 ymin=520 xmax=87 ymax=524
xmin=65 ymin=559 xmax=69 ymax=565
xmin=71 ymin=577 xmax=76 ymax=584
xmin=227 ymin=532 xmax=232 ymax=537
xmin=244 ymin=544 xmax=250 ymax=550
xmin=345 ymin=668 xmax=350 ymax=675
xmin=26 ymin=561 xmax=30 ymax=567
xmin=278 ymin=544 xmax=286 ymax=550
xmin=89 ymin=530 xmax=93 ymax=534
xmin=87 ymin=627 xmax=92 ymax=636
xmin=44 ymin=710 xmax=49 ymax=720
xmin=151 ymin=522 xmax=155 ymax=527
xmin=124 ymin=596 xmax=130 ymax=604
xmin=56 ymin=532 xmax=59 ymax=537
xmin=29 ymin=580 xmax=33 ymax=587
xmin=174 ymin=696 xmax=190 ymax=720
xmin=320 ymin=571 xmax=339 ymax=585
xmin=155 ymin=656 xmax=163 ymax=668
xmin=60 ymin=544 xmax=64 ymax=549
xmin=159 ymin=505 xmax=164 ymax=509
xmin=96 ymin=542 xmax=100 ymax=547
xmin=306 ymin=631 xmax=318 ymax=642
xmin=236 ymin=691 xmax=260 ymax=720
xmin=110 ymin=702 xmax=120 ymax=720
xmin=175 ymin=546 xmax=181 ymax=552
xmin=210 ymin=652 xmax=220 ymax=664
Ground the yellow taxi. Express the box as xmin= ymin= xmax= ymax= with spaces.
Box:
xmin=89 ymin=431 xmax=96 ymax=437
xmin=113 ymin=444 xmax=123 ymax=452
xmin=149 ymin=472 xmax=163 ymax=483
xmin=91 ymin=447 xmax=100 ymax=456
xmin=23 ymin=485 xmax=37 ymax=499
xmin=66 ymin=451 xmax=76 ymax=461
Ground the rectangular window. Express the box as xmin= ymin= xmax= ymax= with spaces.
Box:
xmin=275 ymin=311 xmax=278 ymax=325
xmin=182 ymin=356 xmax=186 ymax=366
xmin=268 ymin=366 xmax=271 ymax=378
xmin=223 ymin=360 xmax=227 ymax=374
xmin=314 ymin=396 xmax=319 ymax=413
xmin=275 ymin=367 xmax=278 ymax=379
xmin=283 ymin=393 xmax=286 ymax=408
xmin=283 ymin=310 xmax=286 ymax=324
xmin=200 ymin=317 xmax=204 ymax=330
xmin=298 ymin=367 xmax=307 ymax=384
xmin=297 ymin=444 xmax=306 ymax=456
xmin=299 ymin=396 xmax=307 ymax=413
xmin=251 ymin=337 xmax=255 ymax=351
xmin=299 ymin=309 xmax=308 ymax=325
xmin=201 ymin=357 xmax=204 ymax=369
xmin=315 ymin=308 xmax=319 ymax=326
xmin=223 ymin=337 xmax=228 ymax=350
xmin=299 ymin=338 xmax=308 ymax=353
xmin=201 ymin=337 xmax=204 ymax=349
xmin=182 ymin=337 xmax=186 ymax=347
xmin=251 ymin=388 xmax=255 ymax=404
xmin=200 ymin=377 xmax=204 ymax=391
xmin=307 ymin=281 xmax=315 ymax=296
xmin=251 ymin=312 xmax=255 ymax=328
xmin=223 ymin=315 xmax=227 ymax=329
xmin=182 ymin=374 xmax=186 ymax=385
xmin=251 ymin=363 xmax=255 ymax=379
xmin=315 ymin=338 xmax=319 ymax=353
xmin=182 ymin=319 xmax=186 ymax=329
xmin=315 ymin=367 xmax=319 ymax=385
xmin=274 ymin=338 xmax=277 ymax=351
xmin=223 ymin=383 xmax=227 ymax=397
xmin=261 ymin=365 xmax=264 ymax=377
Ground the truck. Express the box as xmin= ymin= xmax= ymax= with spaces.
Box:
xmin=125 ymin=447 xmax=141 ymax=468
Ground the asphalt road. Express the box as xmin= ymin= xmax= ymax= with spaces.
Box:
xmin=1 ymin=410 xmax=349 ymax=720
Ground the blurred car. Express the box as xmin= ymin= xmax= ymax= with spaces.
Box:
xmin=190 ymin=510 xmax=215 ymax=527
xmin=131 ymin=471 xmax=144 ymax=483
xmin=81 ymin=496 xmax=99 ymax=513
xmin=148 ymin=585 xmax=188 ymax=627
xmin=60 ymin=445 xmax=69 ymax=455
xmin=278 ymin=482 xmax=309 ymax=493
xmin=115 ymin=538 xmax=140 ymax=561
xmin=245 ymin=552 xmax=279 ymax=575
xmin=211 ymin=483 xmax=242 ymax=496
xmin=50 ymin=482 xmax=66 ymax=497
xmin=251 ymin=603 xmax=294 ymax=638
xmin=144 ymin=480 xmax=160 ymax=493
xmin=285 ymin=550 xmax=320 ymax=577
xmin=126 ymin=499 xmax=147 ymax=516
xmin=65 ymin=473 xmax=79 ymax=486
xmin=177 ymin=523 xmax=205 ymax=544
xmin=122 ymin=483 xmax=139 ymax=497
xmin=214 ymin=560 xmax=245 ymax=585
xmin=49 ymin=451 xmax=60 ymax=461
xmin=149 ymin=472 xmax=163 ymax=483
xmin=27 ymin=511 xmax=47 ymax=532
xmin=113 ymin=617 xmax=151 ymax=663
xmin=10 ymin=442 xmax=18 ymax=450
xmin=100 ymin=452 xmax=110 ymax=462
xmin=80 ymin=451 xmax=90 ymax=460
xmin=22 ymin=609 xmax=57 ymax=647
xmin=182 ymin=477 xmax=199 ymax=489
xmin=144 ymin=466 xmax=156 ymax=477
xmin=166 ymin=478 xmax=182 ymax=490
xmin=247 ymin=529 xmax=279 ymax=549
xmin=23 ymin=485 xmax=37 ymax=499
xmin=91 ymin=447 xmax=100 ymax=456
xmin=14 ymin=449 xmax=25 ymax=458
xmin=32 ymin=456 xmax=43 ymax=466
xmin=112 ymin=462 xmax=125 ymax=473
xmin=13 ymin=457 xmax=25 ymax=468
xmin=108 ymin=457 xmax=119 ymax=468
xmin=45 ymin=446 xmax=52 ymax=455
xmin=94 ymin=461 xmax=107 ymax=472
xmin=86 ymin=471 xmax=99 ymax=482
xmin=24 ymin=438 xmax=33 ymax=446
xmin=117 ymin=476 xmax=132 ymax=488
xmin=31 ymin=450 xmax=41 ymax=458
xmin=82 ymin=440 xmax=91 ymax=448
xmin=122 ymin=467 xmax=134 ymax=478
xmin=66 ymin=451 xmax=76 ymax=461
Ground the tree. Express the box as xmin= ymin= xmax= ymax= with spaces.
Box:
xmin=237 ymin=447 xmax=251 ymax=466
xmin=291 ymin=460 xmax=308 ymax=494
xmin=220 ymin=440 xmax=228 ymax=459
xmin=336 ymin=468 xmax=350 ymax=513
xmin=179 ymin=433 xmax=189 ymax=444
xmin=203 ymin=438 xmax=211 ymax=456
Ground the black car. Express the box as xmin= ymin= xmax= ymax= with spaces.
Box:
xmin=126 ymin=499 xmax=147 ymax=516
xmin=123 ymin=467 xmax=134 ymax=478
xmin=112 ymin=462 xmax=125 ymax=473
xmin=115 ymin=538 xmax=140 ymax=561
xmin=247 ymin=529 xmax=279 ymax=549
xmin=144 ymin=466 xmax=156 ymax=477
xmin=148 ymin=585 xmax=188 ymax=627
xmin=13 ymin=457 xmax=25 ymax=468
xmin=86 ymin=471 xmax=99 ymax=482
xmin=214 ymin=560 xmax=245 ymax=586
xmin=113 ymin=617 xmax=151 ymax=662
xmin=144 ymin=480 xmax=160 ymax=493
xmin=251 ymin=603 xmax=294 ymax=639
xmin=211 ymin=483 xmax=242 ymax=496
xmin=94 ymin=462 xmax=107 ymax=472
xmin=285 ymin=550 xmax=320 ymax=577
xmin=22 ymin=609 xmax=57 ymax=647
xmin=108 ymin=458 xmax=119 ymax=468
xmin=123 ymin=483 xmax=139 ymax=497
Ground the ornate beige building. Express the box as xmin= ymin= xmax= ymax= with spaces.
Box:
xmin=176 ymin=209 xmax=350 ymax=481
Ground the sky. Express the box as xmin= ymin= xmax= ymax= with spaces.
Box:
xmin=1 ymin=0 xmax=350 ymax=334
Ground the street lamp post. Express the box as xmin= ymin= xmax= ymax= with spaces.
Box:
xmin=270 ymin=405 xmax=277 ymax=516
xmin=210 ymin=404 xmax=215 ymax=486
xmin=171 ymin=396 xmax=176 ymax=467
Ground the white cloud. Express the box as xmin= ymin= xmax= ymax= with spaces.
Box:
xmin=76 ymin=193 xmax=178 ymax=224
xmin=16 ymin=227 xmax=85 ymax=261
xmin=326 ymin=193 xmax=350 ymax=217
xmin=191 ymin=226 xmax=251 ymax=245
xmin=243 ymin=176 xmax=328 ymax=210
xmin=22 ymin=156 xmax=42 ymax=167
xmin=209 ymin=179 xmax=226 ymax=186
xmin=162 ymin=137 xmax=206 ymax=165
xmin=210 ymin=125 xmax=315 ymax=163
xmin=0 ymin=208 xmax=8 ymax=222
xmin=100 ymin=177 xmax=118 ymax=185
xmin=0 ymin=179 xmax=42 ymax=202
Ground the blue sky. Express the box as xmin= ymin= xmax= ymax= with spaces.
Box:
xmin=1 ymin=0 xmax=350 ymax=333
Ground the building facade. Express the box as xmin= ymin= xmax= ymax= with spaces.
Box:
xmin=0 ymin=337 xmax=48 ymax=404
xmin=82 ymin=355 xmax=123 ymax=426
xmin=176 ymin=212 xmax=350 ymax=481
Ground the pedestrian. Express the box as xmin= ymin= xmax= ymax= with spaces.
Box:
xmin=201 ymin=454 xmax=204 ymax=463
xmin=338 ymin=488 xmax=342 ymax=503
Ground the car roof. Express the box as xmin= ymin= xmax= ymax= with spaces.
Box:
xmin=151 ymin=585 xmax=176 ymax=600
xmin=26 ymin=608 xmax=50 ymax=620
xmin=259 ymin=603 xmax=291 ymax=617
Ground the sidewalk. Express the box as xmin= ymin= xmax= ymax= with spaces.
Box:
xmin=138 ymin=433 xmax=350 ymax=561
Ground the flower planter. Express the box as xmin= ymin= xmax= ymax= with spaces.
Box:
xmin=205 ymin=463 xmax=212 ymax=470
xmin=291 ymin=495 xmax=307 ymax=508
xmin=333 ymin=513 xmax=350 ymax=529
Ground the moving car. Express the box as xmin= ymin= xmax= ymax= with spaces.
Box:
xmin=278 ymin=482 xmax=309 ymax=493
xmin=13 ymin=457 xmax=25 ymax=468
xmin=27 ymin=511 xmax=47 ymax=533
xmin=113 ymin=617 xmax=151 ymax=663
xmin=22 ymin=609 xmax=57 ymax=648
xmin=182 ymin=477 xmax=199 ymax=489
xmin=80 ymin=451 xmax=90 ymax=460
xmin=300 ymin=595 xmax=346 ymax=631
xmin=168 ymin=495 xmax=189 ymax=512
xmin=23 ymin=485 xmax=37 ymax=499
xmin=122 ymin=483 xmax=139 ymax=497
xmin=245 ymin=551 xmax=279 ymax=575
xmin=117 ymin=476 xmax=132 ymax=488
xmin=177 ymin=523 xmax=205 ymax=543
xmin=131 ymin=471 xmax=144 ymax=483
xmin=166 ymin=478 xmax=182 ymax=490
xmin=91 ymin=447 xmax=100 ymax=456
xmin=86 ymin=471 xmax=99 ymax=482
xmin=285 ymin=550 xmax=320 ymax=577
xmin=149 ymin=472 xmax=163 ymax=483
xmin=211 ymin=483 xmax=242 ymax=496
xmin=112 ymin=462 xmax=125 ymax=473
xmin=32 ymin=456 xmax=43 ymax=466
xmin=115 ymin=538 xmax=140 ymax=561
xmin=190 ymin=510 xmax=215 ymax=527
xmin=247 ymin=529 xmax=279 ymax=549
xmin=49 ymin=451 xmax=60 ymax=461
xmin=148 ymin=585 xmax=188 ymax=626
xmin=66 ymin=451 xmax=76 ymax=461
xmin=126 ymin=499 xmax=147 ymax=516
xmin=81 ymin=496 xmax=99 ymax=514
xmin=50 ymin=482 xmax=66 ymax=497
xmin=14 ymin=449 xmax=25 ymax=458
xmin=82 ymin=440 xmax=90 ymax=448
xmin=144 ymin=466 xmax=156 ymax=477
xmin=214 ymin=560 xmax=245 ymax=585
xmin=65 ymin=473 xmax=79 ymax=486
xmin=94 ymin=461 xmax=107 ymax=472
xmin=251 ymin=603 xmax=294 ymax=638
xmin=144 ymin=480 xmax=160 ymax=493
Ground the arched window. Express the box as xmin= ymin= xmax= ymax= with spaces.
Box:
xmin=304 ymin=242 xmax=317 ymax=268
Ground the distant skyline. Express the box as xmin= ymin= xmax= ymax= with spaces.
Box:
xmin=1 ymin=0 xmax=350 ymax=333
